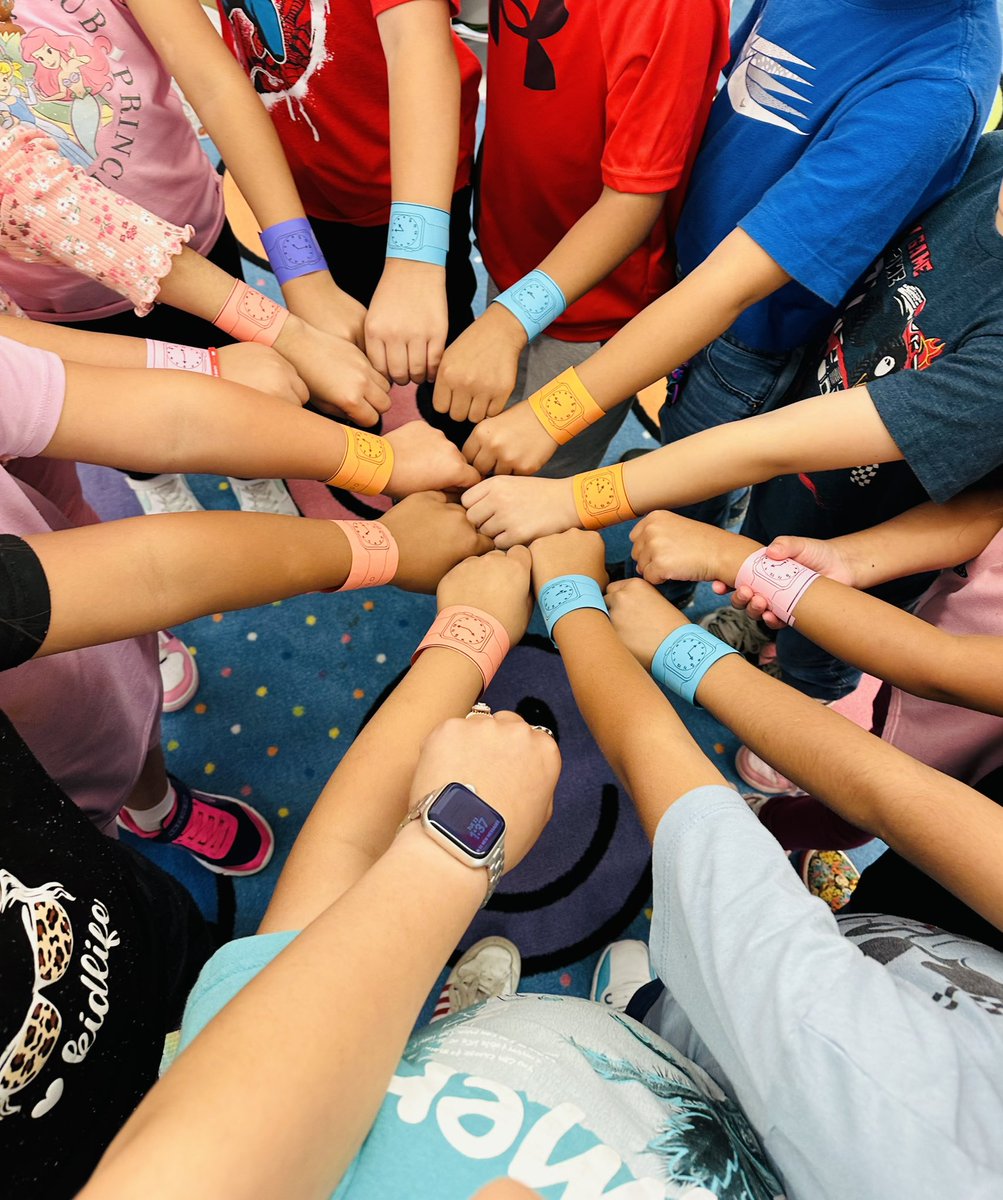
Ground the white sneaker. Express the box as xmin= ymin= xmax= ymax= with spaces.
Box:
xmin=125 ymin=473 xmax=203 ymax=515
xmin=158 ymin=630 xmax=199 ymax=713
xmin=590 ymin=940 xmax=656 ymax=1011
xmin=432 ymin=936 xmax=521 ymax=1020
xmin=227 ymin=477 xmax=299 ymax=516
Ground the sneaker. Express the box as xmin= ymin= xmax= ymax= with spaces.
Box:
xmin=125 ymin=473 xmax=204 ymax=514
xmin=432 ymin=936 xmax=521 ymax=1020
xmin=797 ymin=848 xmax=861 ymax=912
xmin=227 ymin=477 xmax=300 ymax=515
xmin=158 ymin=630 xmax=199 ymax=713
xmin=591 ymin=939 xmax=656 ymax=1012
xmin=699 ymin=604 xmax=775 ymax=659
xmin=735 ymin=745 xmax=800 ymax=795
xmin=118 ymin=774 xmax=274 ymax=876
xmin=756 ymin=641 xmax=784 ymax=680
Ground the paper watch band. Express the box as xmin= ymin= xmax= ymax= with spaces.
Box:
xmin=145 ymin=340 xmax=213 ymax=374
xmin=411 ymin=605 xmax=510 ymax=693
xmin=386 ymin=202 xmax=450 ymax=267
xmin=572 ymin=463 xmax=637 ymax=530
xmin=494 ymin=268 xmax=566 ymax=342
xmin=212 ymin=281 xmax=289 ymax=347
xmin=329 ymin=520 xmax=400 ymax=591
xmin=325 ymin=428 xmax=396 ymax=496
xmin=537 ymin=574 xmax=608 ymax=643
xmin=650 ymin=624 xmax=739 ymax=707
xmin=260 ymin=218 xmax=328 ymax=286
xmin=735 ymin=549 xmax=820 ymax=628
xmin=528 ymin=367 xmax=605 ymax=445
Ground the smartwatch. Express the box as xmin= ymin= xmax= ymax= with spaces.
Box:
xmin=398 ymin=781 xmax=505 ymax=906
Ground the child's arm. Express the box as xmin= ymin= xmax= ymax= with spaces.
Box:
xmin=126 ymin=0 xmax=368 ymax=347
xmin=628 ymin=500 xmax=1003 ymax=715
xmin=432 ymin=186 xmax=666 ymax=423
xmin=364 ymin=0 xmax=463 ymax=386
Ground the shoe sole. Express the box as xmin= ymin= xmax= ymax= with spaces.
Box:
xmin=735 ymin=746 xmax=797 ymax=795
xmin=117 ymin=799 xmax=276 ymax=877
xmin=161 ymin=659 xmax=200 ymax=714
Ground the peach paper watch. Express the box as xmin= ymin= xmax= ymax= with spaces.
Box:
xmin=212 ymin=280 xmax=289 ymax=346
xmin=411 ymin=606 xmax=510 ymax=692
xmin=331 ymin=520 xmax=400 ymax=591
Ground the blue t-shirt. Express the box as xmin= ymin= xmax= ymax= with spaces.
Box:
xmin=179 ymin=939 xmax=783 ymax=1199
xmin=676 ymin=0 xmax=1001 ymax=353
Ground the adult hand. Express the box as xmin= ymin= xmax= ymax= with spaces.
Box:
xmin=274 ymin=314 xmax=391 ymax=426
xmin=732 ymin=533 xmax=857 ymax=628
xmin=384 ymin=421 xmax=482 ymax=498
xmin=462 ymin=400 xmax=558 ymax=477
xmin=281 ymin=271 xmax=368 ymax=348
xmin=382 ymin=491 xmax=492 ymax=592
xmin=606 ymin=577 xmax=690 ymax=669
xmin=630 ymin=510 xmax=740 ymax=587
xmin=462 ymin=476 xmax=579 ymax=548
xmin=410 ymin=711 xmax=560 ymax=874
xmin=529 ymin=529 xmax=607 ymax=594
xmin=365 ymin=260 xmax=448 ymax=385
xmin=432 ymin=304 xmax=526 ymax=424
xmin=214 ymin=343 xmax=308 ymax=406
xmin=437 ymin=546 xmax=534 ymax=645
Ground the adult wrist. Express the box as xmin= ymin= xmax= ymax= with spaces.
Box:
xmin=494 ymin=269 xmax=566 ymax=342
xmin=649 ymin=624 xmax=739 ymax=707
xmin=391 ymin=822 xmax=488 ymax=905
xmin=260 ymin=217 xmax=327 ymax=287
xmin=386 ymin=202 xmax=450 ymax=268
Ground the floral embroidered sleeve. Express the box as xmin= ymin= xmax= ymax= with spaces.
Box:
xmin=0 ymin=124 xmax=194 ymax=317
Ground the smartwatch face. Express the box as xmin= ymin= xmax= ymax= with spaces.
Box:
xmin=428 ymin=783 xmax=504 ymax=859
xmin=390 ymin=213 xmax=424 ymax=250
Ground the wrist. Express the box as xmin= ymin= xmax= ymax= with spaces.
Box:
xmin=379 ymin=256 xmax=446 ymax=281
xmin=484 ymin=300 xmax=530 ymax=350
xmin=390 ymin=822 xmax=488 ymax=906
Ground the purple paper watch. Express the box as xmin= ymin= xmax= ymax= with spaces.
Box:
xmin=259 ymin=217 xmax=328 ymax=286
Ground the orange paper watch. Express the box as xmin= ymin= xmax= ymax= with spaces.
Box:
xmin=325 ymin=428 xmax=396 ymax=495
xmin=573 ymin=462 xmax=638 ymax=530
xmin=212 ymin=280 xmax=289 ymax=346
xmin=528 ymin=366 xmax=606 ymax=445
xmin=411 ymin=606 xmax=510 ymax=692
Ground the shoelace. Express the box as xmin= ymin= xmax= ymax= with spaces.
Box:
xmin=450 ymin=962 xmax=513 ymax=1010
xmin=176 ymin=801 xmax=236 ymax=857
xmin=236 ymin=479 xmax=291 ymax=514
xmin=146 ymin=476 xmax=197 ymax=514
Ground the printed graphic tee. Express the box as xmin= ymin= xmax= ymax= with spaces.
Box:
xmin=181 ymin=949 xmax=784 ymax=1199
xmin=676 ymin=0 xmax=1001 ymax=352
xmin=215 ymin=0 xmax=481 ymax=225
xmin=478 ymin=0 xmax=730 ymax=342
xmin=0 ymin=1 xmax=223 ymax=320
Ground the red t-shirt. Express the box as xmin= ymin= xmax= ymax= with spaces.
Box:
xmin=478 ymin=0 xmax=729 ymax=342
xmin=216 ymin=0 xmax=481 ymax=225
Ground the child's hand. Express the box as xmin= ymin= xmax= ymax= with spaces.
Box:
xmin=732 ymin=534 xmax=856 ymax=628
xmin=384 ymin=421 xmax=482 ymax=497
xmin=432 ymin=305 xmax=527 ymax=423
xmin=529 ymin=529 xmax=607 ymax=593
xmin=275 ymin=314 xmax=391 ymax=426
xmin=462 ymin=400 xmax=558 ymax=476
xmin=382 ymin=491 xmax=492 ymax=592
xmin=410 ymin=710 xmax=559 ymax=875
xmin=215 ymin=343 xmax=308 ymax=406
xmin=605 ymin=577 xmax=690 ymax=669
xmin=437 ymin=546 xmax=534 ymax=645
xmin=462 ymin=476 xmax=579 ymax=548
xmin=630 ymin=510 xmax=745 ymax=587
xmin=365 ymin=260 xmax=448 ymax=385
xmin=282 ymin=271 xmax=368 ymax=348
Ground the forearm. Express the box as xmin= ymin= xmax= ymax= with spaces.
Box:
xmin=27 ymin=512 xmax=352 ymax=657
xmin=694 ymin=656 xmax=1003 ymax=930
xmin=0 ymin=315 xmax=144 ymax=367
xmin=554 ymin=610 xmax=726 ymax=839
xmin=537 ymin=187 xmax=665 ymax=308
xmin=261 ymin=644 xmax=484 ymax=929
xmin=84 ymin=832 xmax=483 ymax=1200
xmin=575 ymin=228 xmax=790 ymax=411
xmin=154 ymin=245 xmax=236 ymax=323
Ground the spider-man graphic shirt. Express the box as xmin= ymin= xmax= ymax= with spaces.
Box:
xmin=216 ymin=0 xmax=480 ymax=225
xmin=478 ymin=0 xmax=729 ymax=342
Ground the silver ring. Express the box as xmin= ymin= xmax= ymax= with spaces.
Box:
xmin=532 ymin=725 xmax=555 ymax=738
xmin=466 ymin=703 xmax=493 ymax=719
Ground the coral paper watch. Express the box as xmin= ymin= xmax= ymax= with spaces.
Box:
xmin=398 ymin=782 xmax=505 ymax=906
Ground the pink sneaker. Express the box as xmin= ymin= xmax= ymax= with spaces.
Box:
xmin=159 ymin=630 xmax=199 ymax=713
xmin=735 ymin=745 xmax=801 ymax=796
xmin=118 ymin=775 xmax=274 ymax=876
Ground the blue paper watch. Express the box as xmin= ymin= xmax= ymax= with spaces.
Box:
xmin=538 ymin=574 xmax=608 ymax=643
xmin=650 ymin=624 xmax=739 ymax=707
xmin=259 ymin=218 xmax=328 ymax=286
xmin=494 ymin=269 xmax=567 ymax=342
xmin=386 ymin=202 xmax=450 ymax=267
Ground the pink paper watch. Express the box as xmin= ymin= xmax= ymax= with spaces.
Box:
xmin=412 ymin=606 xmax=510 ymax=692
xmin=734 ymin=549 xmax=821 ymax=628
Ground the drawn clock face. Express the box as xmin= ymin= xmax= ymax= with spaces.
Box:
xmin=539 ymin=384 xmax=583 ymax=429
xmin=349 ymin=522 xmax=391 ymax=552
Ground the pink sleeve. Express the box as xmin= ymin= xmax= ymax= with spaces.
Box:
xmin=0 ymin=124 xmax=194 ymax=317
xmin=0 ymin=335 xmax=66 ymax=460
xmin=0 ymin=286 xmax=26 ymax=319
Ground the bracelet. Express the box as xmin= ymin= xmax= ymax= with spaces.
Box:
xmin=494 ymin=268 xmax=566 ymax=342
xmin=538 ymin=574 xmax=608 ymax=643
xmin=145 ymin=340 xmax=213 ymax=374
xmin=650 ymin=624 xmax=739 ymax=707
xmin=572 ymin=463 xmax=637 ymax=530
xmin=207 ymin=347 xmax=221 ymax=378
xmin=331 ymin=520 xmax=399 ymax=590
xmin=259 ymin=217 xmax=328 ymax=286
xmin=528 ymin=366 xmax=605 ymax=445
xmin=386 ymin=202 xmax=450 ymax=267
xmin=735 ymin=549 xmax=820 ymax=628
xmin=325 ymin=428 xmax=395 ymax=496
xmin=412 ymin=605 xmax=510 ymax=693
xmin=212 ymin=280 xmax=289 ymax=347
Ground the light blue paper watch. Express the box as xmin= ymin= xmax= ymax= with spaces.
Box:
xmin=538 ymin=575 xmax=608 ymax=643
xmin=386 ymin=202 xmax=450 ymax=267
xmin=494 ymin=269 xmax=567 ymax=341
xmin=650 ymin=624 xmax=739 ymax=707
